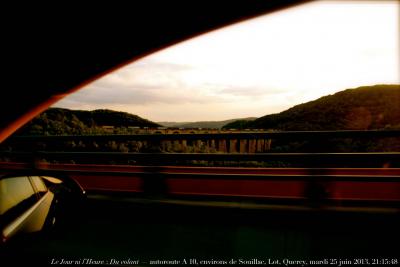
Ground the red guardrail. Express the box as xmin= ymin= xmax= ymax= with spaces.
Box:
xmin=1 ymin=162 xmax=399 ymax=202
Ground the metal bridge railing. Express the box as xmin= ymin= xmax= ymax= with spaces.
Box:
xmin=4 ymin=129 xmax=400 ymax=142
xmin=1 ymin=130 xmax=399 ymax=208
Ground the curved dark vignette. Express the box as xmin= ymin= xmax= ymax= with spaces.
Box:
xmin=1 ymin=0 xmax=311 ymax=142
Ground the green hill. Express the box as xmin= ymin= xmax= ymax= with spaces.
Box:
xmin=223 ymin=85 xmax=400 ymax=130
xmin=159 ymin=117 xmax=256 ymax=129
xmin=17 ymin=108 xmax=160 ymax=135
xmin=222 ymin=119 xmax=254 ymax=130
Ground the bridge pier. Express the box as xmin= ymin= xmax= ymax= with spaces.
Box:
xmin=249 ymin=139 xmax=257 ymax=153
xmin=181 ymin=140 xmax=187 ymax=151
xmin=210 ymin=139 xmax=216 ymax=151
xmin=265 ymin=139 xmax=271 ymax=151
xmin=229 ymin=139 xmax=237 ymax=153
xmin=256 ymin=139 xmax=262 ymax=152
xmin=239 ymin=139 xmax=246 ymax=153
xmin=218 ymin=139 xmax=227 ymax=152
xmin=154 ymin=137 xmax=271 ymax=154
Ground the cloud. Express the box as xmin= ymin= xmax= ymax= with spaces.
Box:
xmin=56 ymin=59 xmax=223 ymax=107
xmin=207 ymin=83 xmax=286 ymax=98
xmin=54 ymin=1 xmax=398 ymax=122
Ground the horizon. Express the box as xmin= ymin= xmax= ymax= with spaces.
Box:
xmin=52 ymin=84 xmax=399 ymax=123
xmin=53 ymin=1 xmax=399 ymax=122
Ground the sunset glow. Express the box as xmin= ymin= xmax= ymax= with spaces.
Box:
xmin=54 ymin=0 xmax=399 ymax=122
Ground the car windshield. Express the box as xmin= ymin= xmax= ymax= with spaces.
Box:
xmin=55 ymin=1 xmax=398 ymax=124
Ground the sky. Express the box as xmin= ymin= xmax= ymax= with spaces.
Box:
xmin=54 ymin=0 xmax=399 ymax=122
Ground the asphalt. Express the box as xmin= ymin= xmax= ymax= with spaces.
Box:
xmin=2 ymin=194 xmax=399 ymax=266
